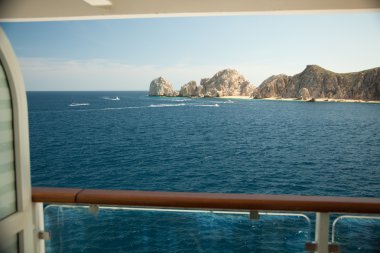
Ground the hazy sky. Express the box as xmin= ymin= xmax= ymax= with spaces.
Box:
xmin=1 ymin=12 xmax=380 ymax=91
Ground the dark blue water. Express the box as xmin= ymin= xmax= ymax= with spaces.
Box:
xmin=28 ymin=91 xmax=380 ymax=252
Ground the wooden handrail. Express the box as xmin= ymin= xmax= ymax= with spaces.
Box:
xmin=32 ymin=187 xmax=380 ymax=214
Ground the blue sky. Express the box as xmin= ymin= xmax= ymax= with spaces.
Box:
xmin=1 ymin=12 xmax=380 ymax=91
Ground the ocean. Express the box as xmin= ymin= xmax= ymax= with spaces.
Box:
xmin=27 ymin=91 xmax=380 ymax=252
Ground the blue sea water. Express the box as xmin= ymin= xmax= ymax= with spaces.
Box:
xmin=27 ymin=91 xmax=380 ymax=252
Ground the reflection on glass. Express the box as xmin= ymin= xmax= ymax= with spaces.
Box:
xmin=44 ymin=205 xmax=310 ymax=253
xmin=333 ymin=216 xmax=380 ymax=252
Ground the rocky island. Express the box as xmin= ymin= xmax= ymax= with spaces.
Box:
xmin=150 ymin=69 xmax=255 ymax=98
xmin=149 ymin=65 xmax=380 ymax=102
xmin=149 ymin=77 xmax=178 ymax=97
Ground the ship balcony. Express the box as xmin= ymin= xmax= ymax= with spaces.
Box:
xmin=31 ymin=187 xmax=380 ymax=253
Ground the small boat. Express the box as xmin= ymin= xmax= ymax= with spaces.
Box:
xmin=103 ymin=96 xmax=120 ymax=101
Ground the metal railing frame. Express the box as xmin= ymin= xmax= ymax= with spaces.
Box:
xmin=331 ymin=215 xmax=380 ymax=242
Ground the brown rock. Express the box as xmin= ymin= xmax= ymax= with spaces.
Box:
xmin=254 ymin=65 xmax=380 ymax=100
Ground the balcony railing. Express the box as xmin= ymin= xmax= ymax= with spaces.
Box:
xmin=31 ymin=187 xmax=380 ymax=253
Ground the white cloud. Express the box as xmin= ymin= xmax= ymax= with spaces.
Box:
xmin=18 ymin=57 xmax=301 ymax=91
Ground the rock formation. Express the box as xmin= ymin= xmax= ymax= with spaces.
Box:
xmin=179 ymin=81 xmax=197 ymax=97
xmin=253 ymin=74 xmax=291 ymax=98
xmin=299 ymin=88 xmax=311 ymax=100
xmin=200 ymin=69 xmax=255 ymax=97
xmin=179 ymin=69 xmax=255 ymax=97
xmin=149 ymin=66 xmax=380 ymax=100
xmin=254 ymin=65 xmax=380 ymax=100
xmin=149 ymin=77 xmax=178 ymax=96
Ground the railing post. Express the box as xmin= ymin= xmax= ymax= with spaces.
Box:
xmin=33 ymin=203 xmax=46 ymax=253
xmin=315 ymin=212 xmax=329 ymax=253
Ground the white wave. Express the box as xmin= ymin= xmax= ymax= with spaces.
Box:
xmin=194 ymin=104 xmax=220 ymax=107
xmin=68 ymin=102 xmax=220 ymax=111
xmin=149 ymin=103 xmax=186 ymax=108
xmin=173 ymin=99 xmax=191 ymax=102
xmin=69 ymin=103 xmax=90 ymax=107
xmin=209 ymin=100 xmax=234 ymax=104
xmin=100 ymin=106 xmax=142 ymax=110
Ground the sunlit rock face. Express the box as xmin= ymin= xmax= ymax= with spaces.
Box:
xmin=189 ymin=69 xmax=255 ymax=97
xmin=254 ymin=74 xmax=290 ymax=98
xmin=176 ymin=69 xmax=255 ymax=98
xmin=299 ymin=88 xmax=311 ymax=100
xmin=254 ymin=65 xmax=380 ymax=100
xmin=149 ymin=77 xmax=178 ymax=97
xmin=179 ymin=81 xmax=197 ymax=97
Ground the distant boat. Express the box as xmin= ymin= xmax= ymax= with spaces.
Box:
xmin=68 ymin=103 xmax=89 ymax=107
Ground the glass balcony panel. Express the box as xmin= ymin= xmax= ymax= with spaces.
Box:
xmin=44 ymin=205 xmax=310 ymax=253
xmin=333 ymin=215 xmax=380 ymax=252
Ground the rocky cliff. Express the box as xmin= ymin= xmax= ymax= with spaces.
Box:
xmin=254 ymin=65 xmax=380 ymax=100
xmin=179 ymin=69 xmax=255 ymax=97
xmin=149 ymin=77 xmax=178 ymax=96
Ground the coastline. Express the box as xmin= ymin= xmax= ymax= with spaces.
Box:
xmin=259 ymin=97 xmax=380 ymax=104
xmin=217 ymin=96 xmax=252 ymax=100
xmin=213 ymin=96 xmax=380 ymax=103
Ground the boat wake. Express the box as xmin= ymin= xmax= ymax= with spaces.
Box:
xmin=194 ymin=104 xmax=220 ymax=107
xmin=209 ymin=100 xmax=234 ymax=104
xmin=172 ymin=99 xmax=191 ymax=102
xmin=68 ymin=103 xmax=90 ymax=107
xmin=67 ymin=102 xmax=221 ymax=112
xmin=149 ymin=103 xmax=186 ymax=108
xmin=100 ymin=106 xmax=141 ymax=110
